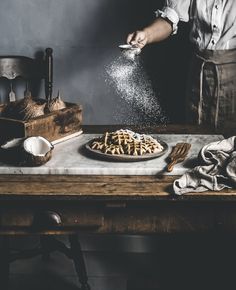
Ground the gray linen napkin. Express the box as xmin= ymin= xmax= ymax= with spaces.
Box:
xmin=173 ymin=136 xmax=236 ymax=195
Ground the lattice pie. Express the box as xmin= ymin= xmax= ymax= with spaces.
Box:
xmin=90 ymin=129 xmax=164 ymax=156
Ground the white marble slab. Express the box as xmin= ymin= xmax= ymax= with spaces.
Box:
xmin=0 ymin=134 xmax=224 ymax=176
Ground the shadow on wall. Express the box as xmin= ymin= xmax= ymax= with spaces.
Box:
xmin=0 ymin=0 xmax=192 ymax=124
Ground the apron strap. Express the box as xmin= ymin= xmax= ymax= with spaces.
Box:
xmin=195 ymin=54 xmax=220 ymax=128
xmin=195 ymin=50 xmax=236 ymax=128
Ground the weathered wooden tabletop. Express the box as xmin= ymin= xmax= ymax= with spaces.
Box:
xmin=0 ymin=124 xmax=233 ymax=201
xmin=0 ymin=124 xmax=235 ymax=235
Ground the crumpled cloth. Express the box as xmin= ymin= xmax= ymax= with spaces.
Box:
xmin=173 ymin=136 xmax=236 ymax=195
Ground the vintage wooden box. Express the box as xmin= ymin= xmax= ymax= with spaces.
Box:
xmin=0 ymin=101 xmax=82 ymax=144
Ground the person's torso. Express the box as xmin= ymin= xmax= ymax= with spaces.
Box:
xmin=190 ymin=0 xmax=236 ymax=50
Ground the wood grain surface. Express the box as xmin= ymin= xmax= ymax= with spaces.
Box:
xmin=0 ymin=125 xmax=234 ymax=235
xmin=0 ymin=174 xmax=235 ymax=201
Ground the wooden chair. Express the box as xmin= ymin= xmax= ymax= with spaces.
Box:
xmin=0 ymin=47 xmax=53 ymax=101
xmin=0 ymin=49 xmax=90 ymax=290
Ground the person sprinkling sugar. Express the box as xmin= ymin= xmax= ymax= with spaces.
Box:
xmin=127 ymin=0 xmax=236 ymax=129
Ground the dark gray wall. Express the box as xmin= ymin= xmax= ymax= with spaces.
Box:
xmin=0 ymin=0 xmax=191 ymax=124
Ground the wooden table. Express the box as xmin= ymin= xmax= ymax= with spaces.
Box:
xmin=0 ymin=125 xmax=235 ymax=290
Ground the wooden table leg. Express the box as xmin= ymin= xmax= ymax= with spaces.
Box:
xmin=0 ymin=236 xmax=10 ymax=290
xmin=69 ymin=235 xmax=91 ymax=290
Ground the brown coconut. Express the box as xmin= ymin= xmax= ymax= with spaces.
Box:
xmin=2 ymin=94 xmax=46 ymax=121
xmin=45 ymin=93 xmax=66 ymax=113
xmin=0 ymin=136 xmax=53 ymax=166
xmin=22 ymin=136 xmax=54 ymax=166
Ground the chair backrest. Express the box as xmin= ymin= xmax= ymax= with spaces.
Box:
xmin=0 ymin=48 xmax=53 ymax=101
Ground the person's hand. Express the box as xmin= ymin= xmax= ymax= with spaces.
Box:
xmin=126 ymin=30 xmax=148 ymax=48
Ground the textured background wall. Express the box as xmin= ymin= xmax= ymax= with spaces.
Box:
xmin=0 ymin=0 xmax=191 ymax=124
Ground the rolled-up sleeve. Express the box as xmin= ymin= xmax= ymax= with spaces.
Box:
xmin=155 ymin=0 xmax=191 ymax=34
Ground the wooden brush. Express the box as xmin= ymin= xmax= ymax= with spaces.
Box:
xmin=167 ymin=142 xmax=191 ymax=172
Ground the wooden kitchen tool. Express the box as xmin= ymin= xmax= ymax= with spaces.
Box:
xmin=167 ymin=142 xmax=191 ymax=172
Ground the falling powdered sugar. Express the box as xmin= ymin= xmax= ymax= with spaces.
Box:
xmin=105 ymin=55 xmax=167 ymax=125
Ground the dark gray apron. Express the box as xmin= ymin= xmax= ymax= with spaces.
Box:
xmin=186 ymin=49 xmax=236 ymax=128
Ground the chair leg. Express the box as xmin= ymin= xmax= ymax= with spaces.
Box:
xmin=69 ymin=234 xmax=91 ymax=290
xmin=0 ymin=236 xmax=10 ymax=290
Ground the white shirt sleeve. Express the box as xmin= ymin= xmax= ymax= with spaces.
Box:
xmin=156 ymin=0 xmax=191 ymax=34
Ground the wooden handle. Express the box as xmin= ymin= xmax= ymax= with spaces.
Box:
xmin=167 ymin=159 xmax=178 ymax=172
xmin=45 ymin=47 xmax=53 ymax=101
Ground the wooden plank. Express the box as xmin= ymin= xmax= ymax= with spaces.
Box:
xmin=0 ymin=181 xmax=173 ymax=195
xmin=0 ymin=203 xmax=218 ymax=234
xmin=101 ymin=206 xmax=215 ymax=233
xmin=1 ymin=199 xmax=236 ymax=234
xmin=0 ymin=175 xmax=234 ymax=201
xmin=0 ymin=174 xmax=174 ymax=183
xmin=0 ymin=207 xmax=103 ymax=228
